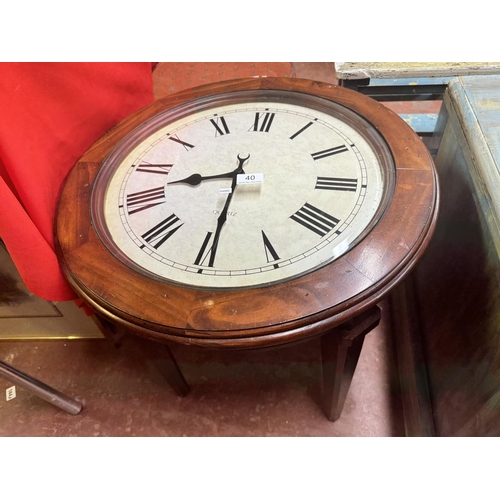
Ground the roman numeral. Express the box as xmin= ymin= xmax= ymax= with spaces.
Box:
xmin=194 ymin=231 xmax=218 ymax=271
xmin=252 ymin=112 xmax=275 ymax=132
xmin=290 ymin=203 xmax=339 ymax=237
xmin=126 ymin=187 xmax=165 ymax=215
xmin=315 ymin=177 xmax=358 ymax=192
xmin=168 ymin=135 xmax=195 ymax=151
xmin=262 ymin=231 xmax=280 ymax=268
xmin=135 ymin=162 xmax=173 ymax=175
xmin=210 ymin=116 xmax=230 ymax=136
xmin=140 ymin=214 xmax=183 ymax=249
xmin=311 ymin=145 xmax=349 ymax=160
xmin=289 ymin=121 xmax=314 ymax=140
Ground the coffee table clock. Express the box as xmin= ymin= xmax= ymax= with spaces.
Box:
xmin=56 ymin=78 xmax=438 ymax=421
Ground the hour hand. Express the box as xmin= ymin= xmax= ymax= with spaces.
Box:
xmin=167 ymin=171 xmax=235 ymax=186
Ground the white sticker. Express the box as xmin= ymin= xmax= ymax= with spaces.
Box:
xmin=6 ymin=386 xmax=16 ymax=401
xmin=219 ymin=187 xmax=232 ymax=194
xmin=236 ymin=173 xmax=264 ymax=185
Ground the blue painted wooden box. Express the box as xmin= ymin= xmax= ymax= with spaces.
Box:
xmin=413 ymin=75 xmax=500 ymax=436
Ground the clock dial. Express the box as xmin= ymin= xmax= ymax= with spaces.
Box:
xmin=92 ymin=91 xmax=394 ymax=289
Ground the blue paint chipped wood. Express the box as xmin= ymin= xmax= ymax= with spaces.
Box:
xmin=370 ymin=77 xmax=454 ymax=87
xmin=335 ymin=64 xmax=500 ymax=135
xmin=443 ymin=75 xmax=500 ymax=256
xmin=399 ymin=113 xmax=438 ymax=134
xmin=412 ymin=73 xmax=500 ymax=436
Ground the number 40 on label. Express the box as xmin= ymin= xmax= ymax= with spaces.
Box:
xmin=236 ymin=173 xmax=264 ymax=185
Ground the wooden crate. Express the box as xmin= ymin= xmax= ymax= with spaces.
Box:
xmin=412 ymin=75 xmax=500 ymax=436
xmin=335 ymin=63 xmax=500 ymax=137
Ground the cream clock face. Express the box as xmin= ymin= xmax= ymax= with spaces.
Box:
xmin=92 ymin=91 xmax=394 ymax=289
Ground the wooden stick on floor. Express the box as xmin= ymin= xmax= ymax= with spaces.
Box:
xmin=0 ymin=360 xmax=83 ymax=415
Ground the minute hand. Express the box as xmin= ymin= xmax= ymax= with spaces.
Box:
xmin=208 ymin=154 xmax=249 ymax=267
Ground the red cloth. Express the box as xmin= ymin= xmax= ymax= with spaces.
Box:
xmin=0 ymin=63 xmax=154 ymax=301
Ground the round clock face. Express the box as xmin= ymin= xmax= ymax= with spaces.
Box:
xmin=92 ymin=90 xmax=395 ymax=289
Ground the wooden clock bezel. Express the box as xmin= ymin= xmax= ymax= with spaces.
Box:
xmin=55 ymin=78 xmax=439 ymax=349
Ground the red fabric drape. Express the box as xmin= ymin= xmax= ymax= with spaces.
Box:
xmin=0 ymin=63 xmax=154 ymax=301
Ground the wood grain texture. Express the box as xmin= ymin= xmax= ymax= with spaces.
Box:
xmin=55 ymin=78 xmax=438 ymax=349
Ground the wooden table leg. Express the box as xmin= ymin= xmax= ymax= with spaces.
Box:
xmin=126 ymin=337 xmax=190 ymax=397
xmin=95 ymin=314 xmax=190 ymax=397
xmin=321 ymin=305 xmax=381 ymax=421
xmin=148 ymin=343 xmax=190 ymax=397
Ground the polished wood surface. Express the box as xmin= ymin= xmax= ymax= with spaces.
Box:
xmin=56 ymin=78 xmax=438 ymax=350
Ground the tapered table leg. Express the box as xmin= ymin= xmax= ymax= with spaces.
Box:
xmin=95 ymin=314 xmax=190 ymax=397
xmin=321 ymin=332 xmax=365 ymax=421
xmin=138 ymin=338 xmax=190 ymax=397
xmin=321 ymin=306 xmax=381 ymax=421
xmin=154 ymin=344 xmax=190 ymax=397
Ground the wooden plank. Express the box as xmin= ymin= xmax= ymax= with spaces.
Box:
xmin=369 ymin=77 xmax=454 ymax=86
xmin=335 ymin=62 xmax=500 ymax=80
